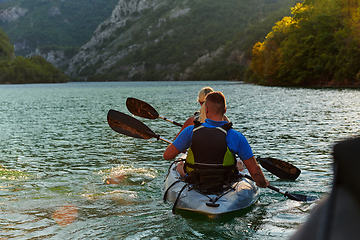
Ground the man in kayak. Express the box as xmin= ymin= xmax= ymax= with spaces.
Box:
xmin=163 ymin=91 xmax=269 ymax=188
xmin=173 ymin=87 xmax=243 ymax=171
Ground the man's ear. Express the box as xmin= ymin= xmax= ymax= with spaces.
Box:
xmin=224 ymin=107 xmax=227 ymax=114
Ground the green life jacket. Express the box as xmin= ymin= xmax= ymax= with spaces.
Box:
xmin=185 ymin=121 xmax=236 ymax=173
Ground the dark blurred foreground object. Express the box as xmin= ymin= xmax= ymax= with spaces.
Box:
xmin=291 ymin=137 xmax=360 ymax=240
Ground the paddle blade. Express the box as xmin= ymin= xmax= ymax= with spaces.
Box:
xmin=126 ymin=97 xmax=159 ymax=119
xmin=107 ymin=109 xmax=157 ymax=140
xmin=285 ymin=192 xmax=318 ymax=202
xmin=267 ymin=184 xmax=317 ymax=202
xmin=257 ymin=157 xmax=301 ymax=181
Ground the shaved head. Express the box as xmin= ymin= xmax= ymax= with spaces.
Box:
xmin=205 ymin=92 xmax=226 ymax=116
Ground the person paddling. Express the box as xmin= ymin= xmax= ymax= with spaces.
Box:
xmin=175 ymin=87 xmax=229 ymax=139
xmin=164 ymin=91 xmax=269 ymax=188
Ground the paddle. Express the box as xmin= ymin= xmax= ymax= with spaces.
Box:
xmin=239 ymin=172 xmax=317 ymax=202
xmin=126 ymin=97 xmax=183 ymax=127
xmin=257 ymin=157 xmax=301 ymax=181
xmin=107 ymin=109 xmax=172 ymax=144
xmin=107 ymin=109 xmax=317 ymax=202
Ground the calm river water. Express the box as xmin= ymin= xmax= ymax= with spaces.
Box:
xmin=0 ymin=81 xmax=359 ymax=239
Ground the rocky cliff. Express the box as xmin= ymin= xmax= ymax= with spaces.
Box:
xmin=65 ymin=0 xmax=166 ymax=78
xmin=64 ymin=0 xmax=296 ymax=81
xmin=65 ymin=0 xmax=198 ymax=80
xmin=0 ymin=5 xmax=27 ymax=22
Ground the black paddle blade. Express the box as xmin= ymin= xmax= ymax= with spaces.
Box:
xmin=267 ymin=185 xmax=317 ymax=202
xmin=107 ymin=109 xmax=157 ymax=140
xmin=285 ymin=192 xmax=318 ymax=202
xmin=126 ymin=97 xmax=159 ymax=120
xmin=243 ymin=173 xmax=317 ymax=202
xmin=257 ymin=157 xmax=301 ymax=181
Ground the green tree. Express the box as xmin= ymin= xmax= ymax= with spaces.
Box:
xmin=250 ymin=0 xmax=360 ymax=86
xmin=0 ymin=27 xmax=14 ymax=60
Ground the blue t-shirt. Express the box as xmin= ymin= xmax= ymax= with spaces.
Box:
xmin=173 ymin=119 xmax=254 ymax=161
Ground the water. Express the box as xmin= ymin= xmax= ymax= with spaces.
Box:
xmin=0 ymin=81 xmax=359 ymax=239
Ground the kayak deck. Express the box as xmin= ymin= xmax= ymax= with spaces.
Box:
xmin=163 ymin=154 xmax=260 ymax=219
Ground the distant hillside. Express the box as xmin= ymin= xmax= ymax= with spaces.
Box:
xmin=0 ymin=0 xmax=119 ymax=56
xmin=0 ymin=26 xmax=69 ymax=84
xmin=65 ymin=0 xmax=300 ymax=81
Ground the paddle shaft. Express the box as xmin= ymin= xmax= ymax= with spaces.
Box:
xmin=158 ymin=115 xmax=183 ymax=127
xmin=240 ymin=172 xmax=285 ymax=194
xmin=158 ymin=136 xmax=173 ymax=144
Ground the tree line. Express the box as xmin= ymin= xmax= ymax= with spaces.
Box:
xmin=248 ymin=0 xmax=360 ymax=87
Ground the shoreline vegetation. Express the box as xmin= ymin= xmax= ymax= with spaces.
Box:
xmin=1 ymin=27 xmax=68 ymax=84
xmin=0 ymin=56 xmax=69 ymax=84
xmin=248 ymin=1 xmax=360 ymax=87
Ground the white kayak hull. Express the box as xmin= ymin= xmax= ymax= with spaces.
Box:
xmin=163 ymin=154 xmax=260 ymax=218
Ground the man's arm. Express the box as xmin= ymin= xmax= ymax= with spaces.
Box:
xmin=163 ymin=144 xmax=182 ymax=160
xmin=243 ymin=156 xmax=270 ymax=188
xmin=174 ymin=116 xmax=195 ymax=139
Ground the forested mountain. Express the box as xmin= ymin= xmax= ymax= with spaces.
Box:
xmin=0 ymin=0 xmax=119 ymax=57
xmin=64 ymin=0 xmax=300 ymax=81
xmin=249 ymin=0 xmax=360 ymax=87
xmin=0 ymin=26 xmax=69 ymax=84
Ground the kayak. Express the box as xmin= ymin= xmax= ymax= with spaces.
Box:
xmin=163 ymin=154 xmax=260 ymax=219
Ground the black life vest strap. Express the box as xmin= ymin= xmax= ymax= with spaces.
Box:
xmin=193 ymin=120 xmax=233 ymax=131
xmin=221 ymin=122 xmax=233 ymax=131
xmin=193 ymin=120 xmax=202 ymax=128
xmin=184 ymin=161 xmax=236 ymax=170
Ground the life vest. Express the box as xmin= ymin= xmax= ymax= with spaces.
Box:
xmin=185 ymin=121 xmax=236 ymax=172
xmin=183 ymin=121 xmax=237 ymax=192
